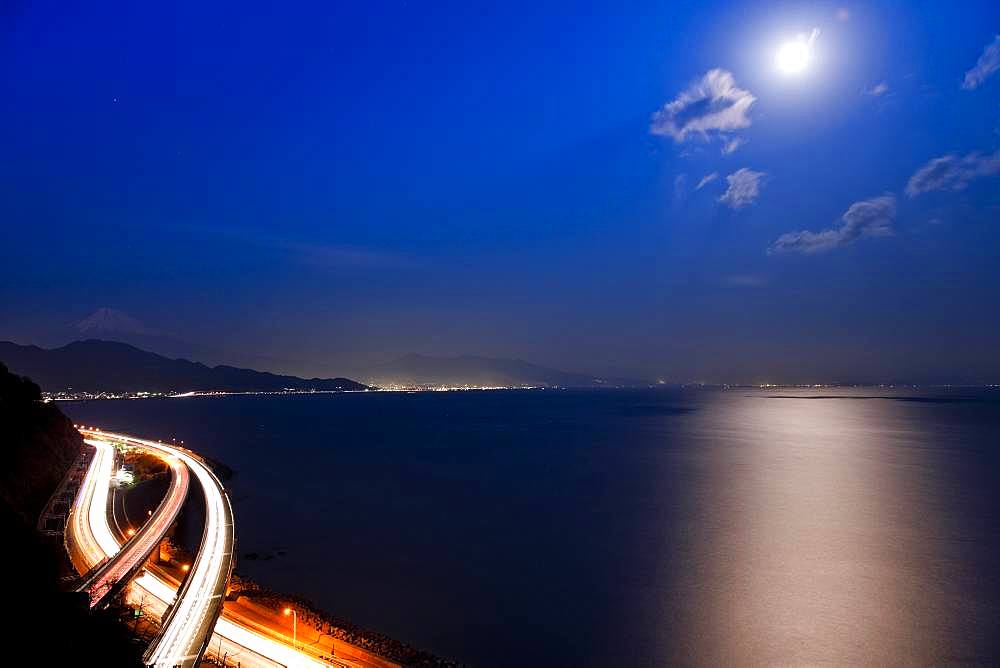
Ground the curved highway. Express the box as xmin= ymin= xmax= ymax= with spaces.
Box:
xmin=66 ymin=438 xmax=120 ymax=573
xmin=74 ymin=447 xmax=189 ymax=608
xmin=79 ymin=429 xmax=236 ymax=668
xmin=72 ymin=428 xmax=340 ymax=667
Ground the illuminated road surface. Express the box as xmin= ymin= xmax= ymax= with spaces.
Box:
xmin=139 ymin=440 xmax=234 ymax=667
xmin=75 ymin=450 xmax=189 ymax=607
xmin=66 ymin=438 xmax=120 ymax=573
xmin=77 ymin=430 xmax=236 ymax=668
xmin=71 ymin=429 xmax=336 ymax=667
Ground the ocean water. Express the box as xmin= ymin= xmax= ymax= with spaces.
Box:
xmin=64 ymin=388 xmax=1000 ymax=665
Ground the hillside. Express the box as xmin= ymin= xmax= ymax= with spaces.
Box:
xmin=0 ymin=340 xmax=368 ymax=394
xmin=0 ymin=363 xmax=82 ymax=522
xmin=0 ymin=361 xmax=142 ymax=665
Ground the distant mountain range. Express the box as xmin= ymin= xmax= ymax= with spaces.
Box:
xmin=360 ymin=353 xmax=647 ymax=388
xmin=63 ymin=307 xmax=307 ymax=374
xmin=0 ymin=340 xmax=368 ymax=394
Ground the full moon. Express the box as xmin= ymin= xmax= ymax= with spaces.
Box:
xmin=776 ymin=40 xmax=810 ymax=74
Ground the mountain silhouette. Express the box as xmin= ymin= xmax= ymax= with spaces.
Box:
xmin=0 ymin=340 xmax=367 ymax=393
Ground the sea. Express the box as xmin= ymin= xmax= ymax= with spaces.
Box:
xmin=63 ymin=387 xmax=1000 ymax=666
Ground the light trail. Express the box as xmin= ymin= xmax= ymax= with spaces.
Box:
xmin=72 ymin=428 xmax=337 ymax=667
xmin=144 ymin=444 xmax=231 ymax=667
xmin=66 ymin=438 xmax=119 ymax=572
xmin=76 ymin=450 xmax=189 ymax=607
xmin=79 ymin=430 xmax=235 ymax=668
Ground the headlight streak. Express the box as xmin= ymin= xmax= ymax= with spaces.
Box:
xmin=74 ymin=429 xmax=331 ymax=667
xmin=76 ymin=449 xmax=189 ymax=608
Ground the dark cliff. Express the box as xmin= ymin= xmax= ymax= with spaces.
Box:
xmin=0 ymin=361 xmax=142 ymax=666
xmin=0 ymin=362 xmax=81 ymax=522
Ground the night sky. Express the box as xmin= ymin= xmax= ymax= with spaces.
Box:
xmin=3 ymin=1 xmax=1000 ymax=383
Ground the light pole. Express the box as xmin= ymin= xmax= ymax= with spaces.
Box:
xmin=283 ymin=607 xmax=297 ymax=650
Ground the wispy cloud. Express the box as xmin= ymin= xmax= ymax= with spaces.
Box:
xmin=905 ymin=150 xmax=1000 ymax=196
xmin=769 ymin=194 xmax=896 ymax=254
xmin=696 ymin=172 xmax=719 ymax=190
xmin=650 ymin=69 xmax=756 ymax=147
xmin=866 ymin=81 xmax=889 ymax=96
xmin=718 ymin=168 xmax=766 ymax=209
xmin=805 ymin=27 xmax=821 ymax=49
xmin=674 ymin=173 xmax=688 ymax=201
xmin=962 ymin=35 xmax=1000 ymax=90
xmin=184 ymin=225 xmax=414 ymax=269
xmin=721 ymin=137 xmax=746 ymax=155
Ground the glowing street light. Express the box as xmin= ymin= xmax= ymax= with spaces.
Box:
xmin=283 ymin=607 xmax=297 ymax=649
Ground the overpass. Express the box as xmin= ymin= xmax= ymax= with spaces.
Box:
xmin=70 ymin=428 xmax=346 ymax=667
xmin=72 ymin=444 xmax=189 ymax=608
xmin=76 ymin=429 xmax=236 ymax=668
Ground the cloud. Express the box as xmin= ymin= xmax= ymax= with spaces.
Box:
xmin=905 ymin=150 xmax=1000 ymax=196
xmin=962 ymin=35 xmax=1000 ymax=90
xmin=696 ymin=172 xmax=719 ymax=190
xmin=721 ymin=137 xmax=746 ymax=154
xmin=805 ymin=27 xmax=821 ymax=48
xmin=769 ymin=194 xmax=896 ymax=254
xmin=866 ymin=81 xmax=889 ymax=96
xmin=184 ymin=224 xmax=414 ymax=269
xmin=674 ymin=173 xmax=688 ymax=201
xmin=650 ymin=69 xmax=756 ymax=145
xmin=718 ymin=168 xmax=766 ymax=209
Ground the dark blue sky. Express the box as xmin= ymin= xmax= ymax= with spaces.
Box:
xmin=3 ymin=1 xmax=999 ymax=383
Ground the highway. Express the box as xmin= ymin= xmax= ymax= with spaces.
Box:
xmin=78 ymin=429 xmax=236 ymax=668
xmin=140 ymin=439 xmax=234 ymax=667
xmin=66 ymin=438 xmax=119 ymax=573
xmin=71 ymin=428 xmax=342 ymax=667
xmin=75 ymin=448 xmax=189 ymax=608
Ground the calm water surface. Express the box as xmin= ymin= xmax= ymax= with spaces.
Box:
xmin=65 ymin=388 xmax=1000 ymax=665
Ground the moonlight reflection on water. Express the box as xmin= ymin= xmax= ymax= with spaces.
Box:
xmin=65 ymin=389 xmax=1000 ymax=666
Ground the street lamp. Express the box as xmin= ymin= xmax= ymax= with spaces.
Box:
xmin=283 ymin=607 xmax=297 ymax=649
